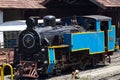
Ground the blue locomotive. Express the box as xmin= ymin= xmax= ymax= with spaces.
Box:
xmin=13 ymin=15 xmax=116 ymax=78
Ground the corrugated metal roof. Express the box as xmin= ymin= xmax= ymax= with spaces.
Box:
xmin=90 ymin=0 xmax=120 ymax=8
xmin=0 ymin=0 xmax=46 ymax=9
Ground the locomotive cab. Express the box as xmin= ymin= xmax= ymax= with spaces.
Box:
xmin=82 ymin=15 xmax=112 ymax=51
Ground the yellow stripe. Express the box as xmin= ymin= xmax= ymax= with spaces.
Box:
xmin=72 ymin=48 xmax=105 ymax=55
xmin=72 ymin=31 xmax=104 ymax=34
xmin=48 ymin=45 xmax=69 ymax=48
xmin=112 ymin=25 xmax=116 ymax=27
xmin=48 ymin=49 xmax=50 ymax=63
xmin=108 ymin=50 xmax=114 ymax=52
xmin=72 ymin=48 xmax=89 ymax=52
xmin=91 ymin=51 xmax=105 ymax=54
xmin=115 ymin=46 xmax=119 ymax=50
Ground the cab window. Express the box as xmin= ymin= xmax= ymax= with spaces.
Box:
xmin=100 ymin=21 xmax=109 ymax=31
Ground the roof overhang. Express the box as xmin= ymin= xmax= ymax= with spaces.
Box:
xmin=89 ymin=0 xmax=120 ymax=9
xmin=0 ymin=0 xmax=46 ymax=9
xmin=89 ymin=0 xmax=106 ymax=9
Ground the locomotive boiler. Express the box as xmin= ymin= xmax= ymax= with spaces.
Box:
xmin=13 ymin=15 xmax=116 ymax=78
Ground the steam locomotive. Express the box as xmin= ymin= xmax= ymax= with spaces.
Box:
xmin=13 ymin=15 xmax=116 ymax=78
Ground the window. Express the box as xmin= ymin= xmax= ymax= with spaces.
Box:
xmin=4 ymin=31 xmax=20 ymax=48
xmin=100 ymin=21 xmax=108 ymax=31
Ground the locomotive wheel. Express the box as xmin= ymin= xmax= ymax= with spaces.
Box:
xmin=54 ymin=69 xmax=62 ymax=76
xmin=79 ymin=60 xmax=86 ymax=70
xmin=91 ymin=58 xmax=98 ymax=67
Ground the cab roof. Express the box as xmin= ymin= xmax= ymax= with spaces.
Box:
xmin=82 ymin=15 xmax=112 ymax=21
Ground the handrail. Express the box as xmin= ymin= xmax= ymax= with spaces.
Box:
xmin=0 ymin=63 xmax=14 ymax=80
xmin=0 ymin=66 xmax=3 ymax=80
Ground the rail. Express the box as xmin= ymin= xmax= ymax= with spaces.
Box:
xmin=0 ymin=63 xmax=14 ymax=80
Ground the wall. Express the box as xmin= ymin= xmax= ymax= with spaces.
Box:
xmin=0 ymin=10 xmax=3 ymax=24
xmin=3 ymin=9 xmax=23 ymax=21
